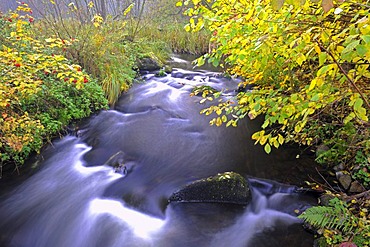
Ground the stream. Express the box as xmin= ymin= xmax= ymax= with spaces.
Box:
xmin=0 ymin=56 xmax=318 ymax=247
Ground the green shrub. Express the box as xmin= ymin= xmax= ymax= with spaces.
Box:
xmin=0 ymin=3 xmax=108 ymax=174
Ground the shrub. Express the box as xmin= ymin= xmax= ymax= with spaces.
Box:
xmin=183 ymin=0 xmax=370 ymax=186
xmin=0 ymin=3 xmax=108 ymax=174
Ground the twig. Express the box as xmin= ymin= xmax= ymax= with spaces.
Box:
xmin=317 ymin=41 xmax=370 ymax=111
xmin=342 ymin=190 xmax=370 ymax=202
xmin=0 ymin=67 xmax=14 ymax=77
xmin=315 ymin=167 xmax=340 ymax=192
xmin=308 ymin=174 xmax=335 ymax=192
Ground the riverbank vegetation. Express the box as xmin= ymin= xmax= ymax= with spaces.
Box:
xmin=181 ymin=0 xmax=369 ymax=246
xmin=0 ymin=1 xmax=210 ymax=175
xmin=27 ymin=0 xmax=210 ymax=104
xmin=0 ymin=3 xmax=108 ymax=174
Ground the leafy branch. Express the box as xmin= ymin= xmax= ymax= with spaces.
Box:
xmin=317 ymin=41 xmax=370 ymax=112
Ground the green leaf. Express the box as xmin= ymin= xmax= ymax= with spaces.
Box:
xmin=264 ymin=143 xmax=271 ymax=154
xmin=261 ymin=119 xmax=269 ymax=129
xmin=356 ymin=45 xmax=367 ymax=57
xmin=311 ymin=94 xmax=320 ymax=101
xmin=212 ymin=58 xmax=220 ymax=67
xmin=319 ymin=52 xmax=327 ymax=66
xmin=354 ymin=98 xmax=363 ymax=111
xmin=342 ymin=40 xmax=360 ymax=55
xmin=343 ymin=112 xmax=356 ymax=124
xmin=361 ymin=35 xmax=370 ymax=43
xmin=317 ymin=64 xmax=332 ymax=76
xmin=353 ymin=98 xmax=368 ymax=121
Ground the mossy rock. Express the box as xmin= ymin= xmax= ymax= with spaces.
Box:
xmin=168 ymin=172 xmax=251 ymax=205
xmin=137 ymin=57 xmax=162 ymax=71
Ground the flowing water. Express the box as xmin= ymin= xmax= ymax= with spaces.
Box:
xmin=0 ymin=56 xmax=318 ymax=247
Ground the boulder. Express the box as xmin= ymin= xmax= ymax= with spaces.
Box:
xmin=168 ymin=172 xmax=251 ymax=205
xmin=137 ymin=57 xmax=162 ymax=71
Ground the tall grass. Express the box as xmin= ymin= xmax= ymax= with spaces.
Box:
xmin=32 ymin=2 xmax=211 ymax=105
xmin=135 ymin=20 xmax=211 ymax=55
xmin=34 ymin=18 xmax=138 ymax=105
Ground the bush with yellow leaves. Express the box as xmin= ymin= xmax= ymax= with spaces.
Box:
xmin=0 ymin=3 xmax=108 ymax=175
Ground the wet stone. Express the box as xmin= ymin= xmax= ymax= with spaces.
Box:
xmin=319 ymin=194 xmax=335 ymax=206
xmin=168 ymin=172 xmax=251 ymax=205
xmin=349 ymin=181 xmax=365 ymax=193
xmin=337 ymin=173 xmax=352 ymax=190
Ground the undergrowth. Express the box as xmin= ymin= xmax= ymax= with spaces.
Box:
xmin=0 ymin=3 xmax=108 ymax=174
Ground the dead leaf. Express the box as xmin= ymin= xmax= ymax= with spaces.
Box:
xmin=322 ymin=0 xmax=334 ymax=13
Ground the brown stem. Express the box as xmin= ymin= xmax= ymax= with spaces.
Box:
xmin=342 ymin=189 xmax=370 ymax=202
xmin=317 ymin=42 xmax=370 ymax=111
xmin=315 ymin=167 xmax=340 ymax=192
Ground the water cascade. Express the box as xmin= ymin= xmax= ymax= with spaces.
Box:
xmin=0 ymin=56 xmax=317 ymax=247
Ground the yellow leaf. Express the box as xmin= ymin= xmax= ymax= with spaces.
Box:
xmin=123 ymin=4 xmax=134 ymax=16
xmin=260 ymin=135 xmax=268 ymax=145
xmin=308 ymin=79 xmax=316 ymax=91
xmin=45 ymin=38 xmax=56 ymax=43
xmin=251 ymin=130 xmax=264 ymax=140
xmin=215 ymin=117 xmax=222 ymax=126
xmin=278 ymin=134 xmax=284 ymax=145
xmin=296 ymin=53 xmax=306 ymax=66
xmin=272 ymin=138 xmax=279 ymax=148
xmin=184 ymin=24 xmax=191 ymax=32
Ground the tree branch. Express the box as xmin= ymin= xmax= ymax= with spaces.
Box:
xmin=317 ymin=41 xmax=370 ymax=111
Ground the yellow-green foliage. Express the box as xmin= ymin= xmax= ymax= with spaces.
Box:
xmin=0 ymin=3 xmax=107 ymax=172
xmin=184 ymin=1 xmax=370 ymax=245
xmin=183 ymin=0 xmax=369 ymax=171
xmin=137 ymin=21 xmax=211 ymax=55
xmin=33 ymin=2 xmax=137 ymax=105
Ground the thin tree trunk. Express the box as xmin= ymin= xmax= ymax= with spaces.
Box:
xmin=100 ymin=0 xmax=107 ymax=18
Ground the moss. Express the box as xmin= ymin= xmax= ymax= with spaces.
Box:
xmin=169 ymin=172 xmax=251 ymax=205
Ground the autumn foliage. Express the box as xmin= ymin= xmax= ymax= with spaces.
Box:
xmin=182 ymin=0 xmax=370 ymax=245
xmin=183 ymin=0 xmax=369 ymax=181
xmin=0 ymin=3 xmax=107 ymax=173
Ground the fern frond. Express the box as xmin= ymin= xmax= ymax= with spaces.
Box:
xmin=299 ymin=199 xmax=358 ymax=233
